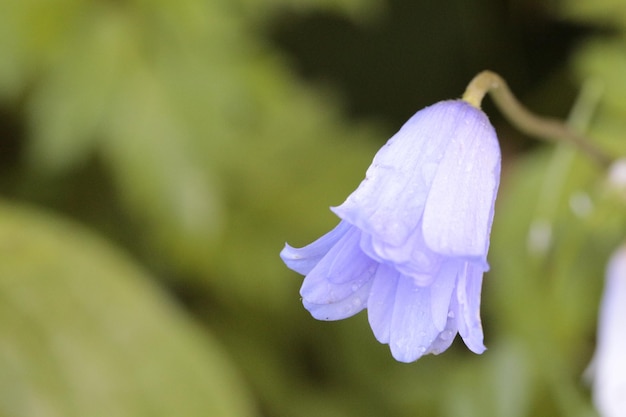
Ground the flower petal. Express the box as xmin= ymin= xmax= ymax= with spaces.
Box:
xmin=389 ymin=276 xmax=440 ymax=363
xmin=359 ymin=224 xmax=443 ymax=285
xmin=427 ymin=297 xmax=458 ymax=355
xmin=591 ymin=246 xmax=626 ymax=417
xmin=421 ymin=104 xmax=500 ymax=259
xmin=429 ymin=261 xmax=459 ymax=331
xmin=456 ymin=262 xmax=486 ymax=354
xmin=367 ymin=263 xmax=400 ymax=344
xmin=300 ymin=226 xmax=377 ymax=305
xmin=280 ymin=221 xmax=352 ymax=276
xmin=332 ymin=101 xmax=467 ymax=248
xmin=303 ymin=278 xmax=372 ymax=321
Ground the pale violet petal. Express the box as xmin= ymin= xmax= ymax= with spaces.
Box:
xmin=359 ymin=223 xmax=443 ymax=285
xmin=427 ymin=296 xmax=459 ymax=355
xmin=300 ymin=227 xmax=377 ymax=305
xmin=426 ymin=331 xmax=456 ymax=356
xmin=389 ymin=276 xmax=440 ymax=363
xmin=332 ymin=101 xmax=468 ymax=248
xmin=592 ymin=246 xmax=626 ymax=417
xmin=303 ymin=278 xmax=373 ymax=321
xmin=324 ymin=227 xmax=378 ymax=285
xmin=422 ymin=104 xmax=500 ymax=259
xmin=280 ymin=220 xmax=352 ymax=276
xmin=429 ymin=261 xmax=459 ymax=332
xmin=456 ymin=262 xmax=486 ymax=354
xmin=367 ymin=263 xmax=400 ymax=344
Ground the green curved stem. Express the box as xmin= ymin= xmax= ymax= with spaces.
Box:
xmin=462 ymin=70 xmax=613 ymax=168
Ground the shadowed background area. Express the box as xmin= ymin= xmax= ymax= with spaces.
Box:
xmin=0 ymin=0 xmax=625 ymax=416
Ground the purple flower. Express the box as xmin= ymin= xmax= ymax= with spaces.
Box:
xmin=589 ymin=246 xmax=626 ymax=417
xmin=281 ymin=100 xmax=501 ymax=362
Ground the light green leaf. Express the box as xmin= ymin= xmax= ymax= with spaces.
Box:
xmin=0 ymin=0 xmax=80 ymax=100
xmin=0 ymin=201 xmax=256 ymax=417
xmin=574 ymin=40 xmax=626 ymax=117
xmin=103 ymin=68 xmax=224 ymax=271
xmin=558 ymin=0 xmax=626 ymax=27
xmin=26 ymin=5 xmax=131 ymax=174
xmin=489 ymin=145 xmax=614 ymax=416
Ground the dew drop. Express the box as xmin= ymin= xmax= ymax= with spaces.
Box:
xmin=447 ymin=311 xmax=455 ymax=319
xmin=393 ymin=340 xmax=405 ymax=351
xmin=351 ymin=283 xmax=360 ymax=292
xmin=440 ymin=330 xmax=454 ymax=341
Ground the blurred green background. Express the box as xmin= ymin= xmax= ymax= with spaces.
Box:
xmin=1 ymin=0 xmax=626 ymax=416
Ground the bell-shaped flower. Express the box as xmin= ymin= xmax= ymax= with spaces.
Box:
xmin=589 ymin=246 xmax=626 ymax=417
xmin=281 ymin=100 xmax=501 ymax=362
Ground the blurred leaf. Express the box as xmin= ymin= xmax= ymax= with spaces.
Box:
xmin=0 ymin=0 xmax=80 ymax=100
xmin=574 ymin=40 xmax=626 ymax=117
xmin=230 ymin=0 xmax=383 ymax=24
xmin=488 ymin=142 xmax=617 ymax=416
xmin=442 ymin=340 xmax=532 ymax=417
xmin=0 ymin=201 xmax=256 ymax=417
xmin=558 ymin=0 xmax=626 ymax=27
xmin=26 ymin=4 xmax=129 ymax=173
xmin=103 ymin=67 xmax=224 ymax=271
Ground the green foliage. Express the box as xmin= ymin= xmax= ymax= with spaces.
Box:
xmin=489 ymin=148 xmax=609 ymax=417
xmin=558 ymin=0 xmax=626 ymax=27
xmin=0 ymin=201 xmax=255 ymax=417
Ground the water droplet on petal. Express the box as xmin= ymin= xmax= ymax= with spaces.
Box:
xmin=440 ymin=330 xmax=454 ymax=341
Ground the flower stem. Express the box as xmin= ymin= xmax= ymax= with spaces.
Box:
xmin=462 ymin=70 xmax=613 ymax=168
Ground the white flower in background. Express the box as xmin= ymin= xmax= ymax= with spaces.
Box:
xmin=591 ymin=245 xmax=626 ymax=417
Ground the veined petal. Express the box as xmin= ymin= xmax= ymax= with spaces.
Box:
xmin=427 ymin=296 xmax=458 ymax=355
xmin=367 ymin=263 xmax=400 ymax=344
xmin=389 ymin=276 xmax=440 ymax=363
xmin=456 ymin=262 xmax=486 ymax=354
xmin=429 ymin=261 xmax=459 ymax=331
xmin=422 ymin=103 xmax=500 ymax=259
xmin=280 ymin=221 xmax=352 ymax=276
xmin=592 ymin=246 xmax=626 ymax=417
xmin=360 ymin=222 xmax=443 ymax=286
xmin=332 ymin=101 xmax=468 ymax=248
xmin=304 ymin=278 xmax=373 ymax=321
xmin=300 ymin=227 xmax=377 ymax=305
